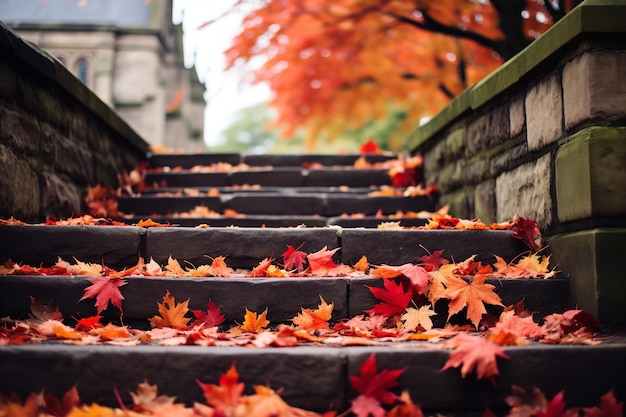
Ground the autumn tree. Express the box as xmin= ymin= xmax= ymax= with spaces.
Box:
xmin=222 ymin=0 xmax=582 ymax=149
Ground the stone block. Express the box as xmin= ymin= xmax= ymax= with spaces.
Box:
xmin=226 ymin=194 xmax=325 ymax=216
xmin=340 ymin=229 xmax=527 ymax=267
xmin=38 ymin=171 xmax=83 ymax=218
xmin=306 ymin=168 xmax=390 ymax=187
xmin=462 ymin=158 xmax=489 ymax=184
xmin=0 ymin=225 xmax=142 ymax=268
xmin=525 ymin=72 xmax=563 ymax=151
xmin=556 ymin=127 xmax=626 ymax=222
xmin=325 ymin=195 xmax=435 ymax=216
xmin=474 ymin=179 xmax=497 ymax=224
xmin=0 ymin=345 xmax=346 ymax=412
xmin=52 ymin=135 xmax=93 ymax=186
xmin=563 ymin=50 xmax=626 ymax=130
xmin=0 ymin=107 xmax=40 ymax=154
xmin=547 ymin=229 xmax=626 ymax=323
xmin=467 ymin=105 xmax=509 ymax=155
xmin=0 ymin=61 xmax=16 ymax=100
xmin=116 ymin=195 xmax=222 ymax=216
xmin=149 ymin=153 xmax=242 ymax=169
xmin=445 ymin=127 xmax=466 ymax=161
xmin=144 ymin=172 xmax=229 ymax=188
xmin=145 ymin=227 xmax=340 ymax=269
xmin=231 ymin=169 xmax=304 ymax=187
xmin=0 ymin=145 xmax=40 ymax=220
xmin=439 ymin=189 xmax=473 ymax=220
xmin=509 ymin=94 xmax=525 ymax=138
xmin=495 ymin=154 xmax=552 ymax=228
xmin=489 ymin=141 xmax=528 ymax=176
xmin=436 ymin=160 xmax=465 ymax=194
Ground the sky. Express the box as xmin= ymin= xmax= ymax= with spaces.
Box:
xmin=172 ymin=0 xmax=270 ymax=147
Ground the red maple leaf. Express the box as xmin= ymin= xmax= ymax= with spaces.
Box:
xmin=418 ymin=249 xmax=449 ymax=271
xmin=43 ymin=386 xmax=80 ymax=417
xmin=511 ymin=216 xmax=543 ymax=251
xmin=307 ymin=246 xmax=339 ymax=273
xmin=350 ymin=354 xmax=405 ymax=412
xmin=366 ymin=279 xmax=412 ymax=317
xmin=359 ymin=137 xmax=382 ymax=154
xmin=80 ymin=276 xmax=126 ymax=314
xmin=197 ymin=362 xmax=244 ymax=411
xmin=249 ymin=257 xmax=275 ymax=277
xmin=440 ymin=334 xmax=509 ymax=383
xmin=536 ymin=392 xmax=571 ymax=417
xmin=74 ymin=315 xmax=103 ymax=331
xmin=192 ymin=300 xmax=225 ymax=328
xmin=283 ymin=244 xmax=307 ymax=272
xmin=583 ymin=390 xmax=624 ymax=417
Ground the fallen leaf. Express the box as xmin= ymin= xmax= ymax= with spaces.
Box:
xmin=292 ymin=296 xmax=334 ymax=332
xmin=130 ymin=380 xmax=176 ymax=412
xmin=206 ymin=255 xmax=235 ymax=277
xmin=28 ymin=297 xmax=63 ymax=323
xmin=511 ymin=216 xmax=542 ymax=251
xmin=283 ymin=244 xmax=307 ymax=272
xmin=350 ymin=353 xmax=405 ymax=405
xmin=192 ymin=300 xmax=225 ymax=328
xmin=149 ymin=291 xmax=191 ymax=330
xmin=401 ymin=306 xmax=436 ymax=332
xmin=583 ymin=390 xmax=624 ymax=417
xmin=440 ymin=334 xmax=509 ymax=383
xmin=79 ymin=276 xmax=126 ymax=314
xmin=366 ymin=279 xmax=413 ymax=317
xmin=241 ymin=308 xmax=270 ymax=333
xmin=197 ymin=362 xmax=244 ymax=410
xmin=307 ymin=246 xmax=339 ymax=273
xmin=442 ymin=275 xmax=503 ymax=328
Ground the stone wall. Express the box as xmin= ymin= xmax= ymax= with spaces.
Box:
xmin=0 ymin=22 xmax=149 ymax=221
xmin=408 ymin=0 xmax=626 ymax=322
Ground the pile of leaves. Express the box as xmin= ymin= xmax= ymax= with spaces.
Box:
xmin=0 ymin=355 xmax=621 ymax=417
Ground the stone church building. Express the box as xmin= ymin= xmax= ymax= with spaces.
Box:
xmin=0 ymin=0 xmax=206 ymax=152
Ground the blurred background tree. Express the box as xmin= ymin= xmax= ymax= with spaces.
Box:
xmin=210 ymin=0 xmax=581 ymax=153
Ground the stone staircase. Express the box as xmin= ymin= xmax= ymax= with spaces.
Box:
xmin=0 ymin=153 xmax=624 ymax=416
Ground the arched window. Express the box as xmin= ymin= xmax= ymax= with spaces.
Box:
xmin=76 ymin=58 xmax=89 ymax=85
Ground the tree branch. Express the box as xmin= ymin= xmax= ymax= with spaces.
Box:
xmin=384 ymin=10 xmax=501 ymax=54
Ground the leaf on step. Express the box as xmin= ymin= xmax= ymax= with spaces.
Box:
xmin=505 ymin=385 xmax=548 ymax=417
xmin=283 ymin=243 xmax=307 ymax=272
xmin=165 ymin=256 xmax=186 ymax=277
xmin=241 ymin=308 xmax=269 ymax=333
xmin=511 ymin=216 xmax=543 ymax=252
xmin=366 ymin=279 xmax=413 ymax=317
xmin=149 ymin=290 xmax=191 ymax=330
xmin=249 ymin=257 xmax=275 ymax=277
xmin=130 ymin=381 xmax=176 ymax=412
xmin=74 ymin=315 xmax=103 ymax=331
xmin=353 ymin=255 xmax=370 ymax=272
xmin=418 ymin=249 xmax=449 ymax=271
xmin=192 ymin=300 xmax=225 ymax=328
xmin=440 ymin=334 xmax=509 ymax=383
xmin=442 ymin=275 xmax=503 ymax=328
xmin=583 ymin=390 xmax=624 ymax=417
xmin=28 ymin=296 xmax=63 ymax=323
xmin=387 ymin=390 xmax=424 ymax=417
xmin=206 ymin=255 xmax=235 ymax=277
xmin=197 ymin=362 xmax=244 ymax=410
xmin=291 ymin=296 xmax=334 ymax=332
xmin=401 ymin=305 xmax=436 ymax=332
xmin=43 ymin=386 xmax=80 ymax=417
xmin=80 ymin=276 xmax=126 ymax=314
xmin=350 ymin=353 xmax=405 ymax=411
xmin=307 ymin=246 xmax=339 ymax=273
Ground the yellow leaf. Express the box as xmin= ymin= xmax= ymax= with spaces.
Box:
xmin=165 ymin=256 xmax=185 ymax=277
xmin=291 ymin=296 xmax=334 ymax=331
xmin=401 ymin=305 xmax=436 ymax=331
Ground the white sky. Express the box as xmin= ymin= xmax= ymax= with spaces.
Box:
xmin=172 ymin=0 xmax=270 ymax=147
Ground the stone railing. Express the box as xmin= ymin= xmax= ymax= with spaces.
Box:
xmin=408 ymin=0 xmax=626 ymax=322
xmin=0 ymin=22 xmax=149 ymax=221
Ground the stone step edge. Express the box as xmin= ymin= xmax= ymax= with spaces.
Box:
xmin=1 ymin=343 xmax=624 ymax=414
xmin=0 ymin=226 xmax=530 ymax=270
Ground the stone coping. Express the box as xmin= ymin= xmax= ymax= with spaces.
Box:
xmin=406 ymin=0 xmax=626 ymax=152
xmin=0 ymin=21 xmax=149 ymax=155
xmin=0 ymin=341 xmax=623 ymax=413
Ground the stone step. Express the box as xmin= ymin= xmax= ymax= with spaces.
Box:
xmin=1 ymin=341 xmax=623 ymax=415
xmin=0 ymin=275 xmax=568 ymax=329
xmin=116 ymin=194 xmax=435 ymax=217
xmin=144 ymin=167 xmax=392 ymax=188
xmin=0 ymin=226 xmax=526 ymax=270
xmin=148 ymin=153 xmax=397 ymax=169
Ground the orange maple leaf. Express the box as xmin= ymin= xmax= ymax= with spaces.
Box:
xmin=207 ymin=255 xmax=235 ymax=277
xmin=440 ymin=334 xmax=509 ymax=383
xmin=292 ymin=296 xmax=334 ymax=331
xmin=197 ymin=362 xmax=244 ymax=411
xmin=442 ymin=275 xmax=503 ymax=328
xmin=241 ymin=308 xmax=270 ymax=333
xmin=148 ymin=290 xmax=191 ymax=330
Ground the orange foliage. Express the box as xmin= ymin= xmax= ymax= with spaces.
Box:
xmin=223 ymin=0 xmax=561 ymax=147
